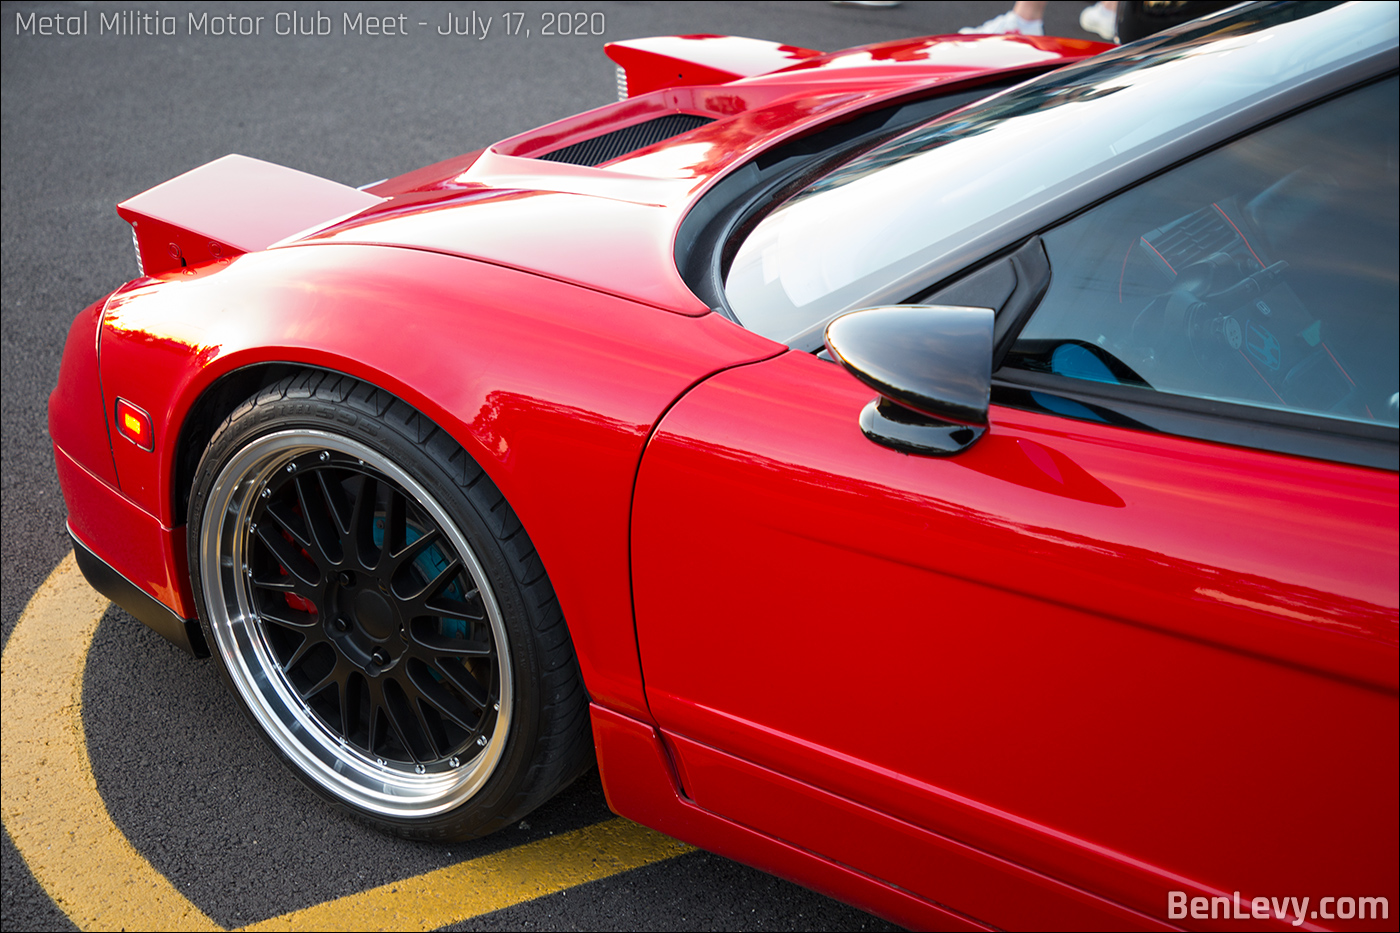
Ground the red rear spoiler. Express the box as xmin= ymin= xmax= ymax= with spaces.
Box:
xmin=605 ymin=35 xmax=823 ymax=98
xmin=116 ymin=154 xmax=383 ymax=277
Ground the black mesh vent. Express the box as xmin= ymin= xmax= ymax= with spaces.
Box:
xmin=538 ymin=114 xmax=714 ymax=166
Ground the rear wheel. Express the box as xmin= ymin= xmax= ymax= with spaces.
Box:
xmin=188 ymin=371 xmax=591 ymax=839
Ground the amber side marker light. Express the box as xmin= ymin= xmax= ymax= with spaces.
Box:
xmin=114 ymin=398 xmax=153 ymax=451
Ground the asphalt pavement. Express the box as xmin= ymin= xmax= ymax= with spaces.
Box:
xmin=1 ymin=2 xmax=1105 ymax=929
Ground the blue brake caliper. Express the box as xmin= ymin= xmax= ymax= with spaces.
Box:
xmin=374 ymin=517 xmax=469 ymax=677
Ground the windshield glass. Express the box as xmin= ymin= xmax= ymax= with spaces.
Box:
xmin=724 ymin=1 xmax=1397 ymax=344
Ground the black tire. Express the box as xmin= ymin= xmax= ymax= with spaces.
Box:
xmin=187 ymin=370 xmax=592 ymax=840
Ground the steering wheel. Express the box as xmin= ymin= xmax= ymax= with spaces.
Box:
xmin=1132 ymin=251 xmax=1290 ymax=374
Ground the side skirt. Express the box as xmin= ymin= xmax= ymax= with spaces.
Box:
xmin=589 ymin=703 xmax=991 ymax=932
xmin=69 ymin=525 xmax=207 ymax=658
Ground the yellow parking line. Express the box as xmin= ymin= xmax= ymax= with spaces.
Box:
xmin=2 ymin=553 xmax=694 ymax=931
xmin=241 ymin=819 xmax=694 ymax=932
xmin=1 ymin=551 xmax=221 ymax=931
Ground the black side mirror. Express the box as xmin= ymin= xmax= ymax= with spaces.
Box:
xmin=825 ymin=305 xmax=993 ymax=456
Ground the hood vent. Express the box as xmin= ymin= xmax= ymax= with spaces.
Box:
xmin=538 ymin=113 xmax=713 ymax=167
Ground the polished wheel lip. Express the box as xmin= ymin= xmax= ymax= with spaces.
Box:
xmin=200 ymin=429 xmax=513 ymax=819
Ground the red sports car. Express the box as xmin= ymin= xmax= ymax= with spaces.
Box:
xmin=50 ymin=2 xmax=1397 ymax=929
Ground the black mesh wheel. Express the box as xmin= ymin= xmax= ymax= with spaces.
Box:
xmin=187 ymin=371 xmax=591 ymax=839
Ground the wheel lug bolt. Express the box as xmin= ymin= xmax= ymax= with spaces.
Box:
xmin=372 ymin=648 xmax=389 ymax=665
xmin=334 ymin=618 xmax=349 ymax=632
xmin=338 ymin=571 xmax=352 ymax=586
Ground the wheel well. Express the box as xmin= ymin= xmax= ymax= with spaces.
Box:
xmin=172 ymin=363 xmax=301 ymax=526
xmin=181 ymin=367 xmax=595 ymax=836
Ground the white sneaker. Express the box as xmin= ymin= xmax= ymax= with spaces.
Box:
xmin=1079 ymin=2 xmax=1118 ymax=40
xmin=959 ymin=11 xmax=1045 ymax=36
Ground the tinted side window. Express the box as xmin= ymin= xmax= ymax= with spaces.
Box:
xmin=1006 ymin=77 xmax=1399 ymax=428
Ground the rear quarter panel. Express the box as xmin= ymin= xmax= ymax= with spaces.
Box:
xmin=95 ymin=243 xmax=780 ymax=717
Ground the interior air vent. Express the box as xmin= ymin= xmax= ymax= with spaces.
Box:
xmin=1141 ymin=204 xmax=1238 ymax=274
xmin=538 ymin=114 xmax=714 ymax=166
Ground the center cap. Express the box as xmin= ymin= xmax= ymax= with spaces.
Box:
xmin=352 ymin=589 xmax=394 ymax=640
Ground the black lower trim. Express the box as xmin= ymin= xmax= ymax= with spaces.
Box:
xmin=69 ymin=528 xmax=208 ymax=658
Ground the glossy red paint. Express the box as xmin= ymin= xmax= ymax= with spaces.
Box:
xmin=737 ymin=32 xmax=1108 ymax=86
xmin=310 ymin=187 xmax=714 ymax=316
xmin=116 ymin=154 xmax=382 ymax=276
xmin=48 ymin=296 xmax=117 ymax=488
xmin=75 ymin=38 xmax=1110 ymax=832
xmin=55 ymin=445 xmax=194 ymax=618
xmin=665 ymin=732 xmax=1172 ymax=931
xmin=47 ymin=19 xmax=1397 ymax=931
xmin=314 ymin=71 xmax=1089 ymax=318
xmin=604 ymin=32 xmax=1106 ymax=101
xmin=606 ymin=35 xmax=824 ymax=98
xmin=590 ymin=703 xmax=993 ymax=932
xmin=95 ymin=244 xmax=778 ymax=717
xmin=778 ymin=32 xmax=1105 ymax=69
xmin=630 ymin=349 xmax=1398 ymax=928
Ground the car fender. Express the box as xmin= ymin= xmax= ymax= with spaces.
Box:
xmin=96 ymin=243 xmax=782 ymax=716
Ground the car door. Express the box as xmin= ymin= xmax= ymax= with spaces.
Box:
xmin=630 ymin=75 xmax=1398 ymax=928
